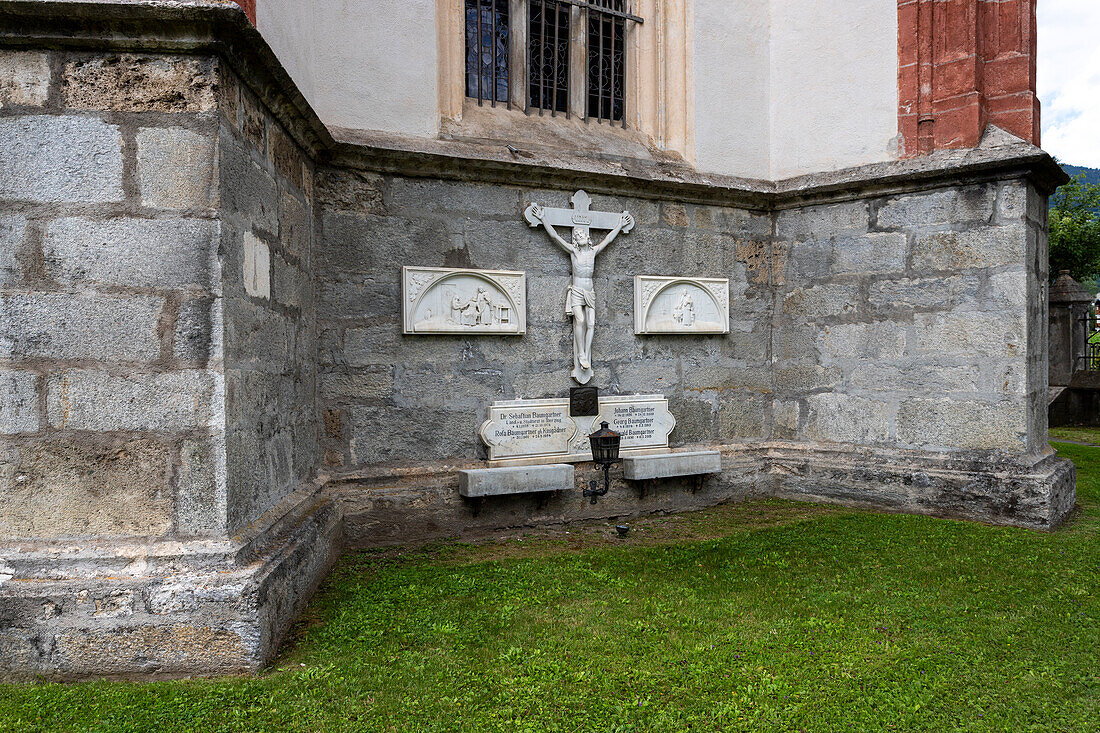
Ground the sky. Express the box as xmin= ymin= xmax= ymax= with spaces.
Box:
xmin=1038 ymin=0 xmax=1100 ymax=167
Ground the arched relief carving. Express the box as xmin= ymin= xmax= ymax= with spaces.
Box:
xmin=633 ymin=275 xmax=729 ymax=335
xmin=402 ymin=266 xmax=526 ymax=334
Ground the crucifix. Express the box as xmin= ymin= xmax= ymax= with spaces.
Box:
xmin=524 ymin=190 xmax=634 ymax=384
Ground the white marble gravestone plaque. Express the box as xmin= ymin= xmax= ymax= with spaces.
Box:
xmin=403 ymin=266 xmax=526 ymax=335
xmin=480 ymin=394 xmax=676 ymax=463
xmin=634 ymin=275 xmax=729 ymax=335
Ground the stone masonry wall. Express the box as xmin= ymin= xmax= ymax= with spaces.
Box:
xmin=0 ymin=49 xmax=317 ymax=542
xmin=0 ymin=51 xmax=226 ymax=541
xmin=772 ymin=180 xmax=1048 ymax=457
xmin=315 ymin=176 xmax=774 ymax=471
xmin=317 ymin=175 xmax=1052 ymax=473
xmin=217 ymin=63 xmax=317 ymax=533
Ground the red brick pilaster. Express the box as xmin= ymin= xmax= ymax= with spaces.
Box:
xmin=899 ymin=0 xmax=1039 ymax=157
xmin=232 ymin=0 xmax=256 ymax=24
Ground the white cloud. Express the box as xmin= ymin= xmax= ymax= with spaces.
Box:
xmin=1038 ymin=0 xmax=1100 ymax=167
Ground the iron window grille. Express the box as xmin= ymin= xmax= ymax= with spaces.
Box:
xmin=465 ymin=0 xmax=511 ymax=106
xmin=465 ymin=0 xmax=642 ymax=126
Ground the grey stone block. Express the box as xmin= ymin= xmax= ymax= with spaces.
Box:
xmin=278 ymin=190 xmax=311 ymax=261
xmin=0 ymin=371 xmax=39 ymax=435
xmin=817 ymin=322 xmax=906 ymax=361
xmin=320 ymin=212 xmax=458 ymax=276
xmin=459 ymin=464 xmax=574 ymax=497
xmin=320 ymin=367 xmax=394 ymax=402
xmin=987 ymin=270 xmax=1027 ymax=310
xmin=175 ymin=437 xmax=224 ymax=537
xmin=996 ymin=182 xmax=1028 ymax=222
xmin=876 ymin=186 xmax=995 ymax=229
xmin=224 ymin=297 xmax=288 ymax=366
xmin=271 ymin=253 xmax=304 ymax=309
xmin=0 ymin=213 xmax=25 ymax=286
xmin=868 ymin=275 xmax=979 ymax=310
xmin=137 ymin=127 xmax=217 ymax=210
xmin=0 ymin=51 xmax=49 ymax=107
xmin=388 ymin=179 xmax=520 ymax=219
xmin=831 ymin=232 xmax=907 ymax=275
xmin=777 ymin=201 xmax=869 ymax=240
xmin=174 ymin=296 xmax=218 ymax=364
xmin=772 ymin=400 xmax=800 ymax=439
xmin=692 ymin=206 xmax=772 ymax=237
xmin=912 ymin=313 xmax=1023 ymax=357
xmin=782 ymin=284 xmax=859 ymax=318
xmin=910 ymin=226 xmax=1023 ymax=271
xmin=804 ymin=393 xmax=893 ymax=444
xmin=0 ymin=293 xmax=163 ymax=362
xmin=61 ymin=54 xmax=216 ymax=112
xmin=44 ymin=217 xmax=216 ymax=289
xmin=623 ymin=450 xmax=721 ymax=480
xmin=46 ymin=370 xmax=218 ymax=432
xmin=775 ymin=364 xmax=843 ymax=392
xmin=0 ymin=116 xmax=123 ymax=203
xmin=848 ymin=363 xmax=980 ymax=394
xmin=350 ymin=404 xmax=479 ymax=463
xmin=897 ymin=398 xmax=1026 ymax=451
xmin=0 ymin=437 xmax=173 ymax=540
xmin=221 ymin=135 xmax=278 ymax=235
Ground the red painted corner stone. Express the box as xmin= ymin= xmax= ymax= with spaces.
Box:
xmin=232 ymin=0 xmax=256 ymax=24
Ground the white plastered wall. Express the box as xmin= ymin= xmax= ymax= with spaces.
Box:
xmin=256 ymin=0 xmax=897 ymax=179
xmin=767 ymin=0 xmax=899 ymax=179
xmin=257 ymin=0 xmax=440 ymax=137
xmin=692 ymin=0 xmax=771 ymax=180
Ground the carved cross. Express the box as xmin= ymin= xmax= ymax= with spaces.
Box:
xmin=523 ymin=190 xmax=635 ymax=239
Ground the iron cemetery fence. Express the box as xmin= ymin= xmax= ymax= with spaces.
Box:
xmin=465 ymin=0 xmax=641 ymax=125
xmin=1078 ymin=311 xmax=1100 ymax=371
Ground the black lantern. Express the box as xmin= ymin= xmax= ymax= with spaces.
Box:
xmin=584 ymin=421 xmax=621 ymax=504
xmin=589 ymin=421 xmax=621 ymax=466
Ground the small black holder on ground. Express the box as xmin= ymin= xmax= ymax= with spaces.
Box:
xmin=583 ymin=421 xmax=621 ymax=504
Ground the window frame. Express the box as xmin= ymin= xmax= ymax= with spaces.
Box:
xmin=463 ymin=0 xmax=641 ymax=126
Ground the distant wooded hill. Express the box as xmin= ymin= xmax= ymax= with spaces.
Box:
xmin=1062 ymin=164 xmax=1100 ymax=187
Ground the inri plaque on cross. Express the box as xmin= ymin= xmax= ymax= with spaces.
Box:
xmin=524 ymin=190 xmax=634 ymax=384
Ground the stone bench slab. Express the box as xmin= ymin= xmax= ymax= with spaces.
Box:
xmin=622 ymin=450 xmax=722 ymax=481
xmin=459 ymin=464 xmax=575 ymax=498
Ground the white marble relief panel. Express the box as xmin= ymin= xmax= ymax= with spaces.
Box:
xmin=402 ymin=266 xmax=526 ymax=335
xmin=634 ymin=275 xmax=730 ymax=335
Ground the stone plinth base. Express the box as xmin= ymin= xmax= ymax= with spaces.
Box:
xmin=765 ymin=443 xmax=1077 ymax=531
xmin=0 ymin=489 xmax=341 ymax=680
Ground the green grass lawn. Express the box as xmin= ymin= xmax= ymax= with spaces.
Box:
xmin=3 ymin=442 xmax=1099 ymax=733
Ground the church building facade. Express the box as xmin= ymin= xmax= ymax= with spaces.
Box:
xmin=0 ymin=0 xmax=1073 ymax=677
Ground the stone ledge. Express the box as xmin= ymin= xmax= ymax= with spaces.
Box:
xmin=459 ymin=464 xmax=574 ymax=498
xmin=622 ymin=450 xmax=722 ymax=481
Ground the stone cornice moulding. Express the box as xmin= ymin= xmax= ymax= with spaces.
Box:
xmin=0 ymin=0 xmax=1068 ymax=208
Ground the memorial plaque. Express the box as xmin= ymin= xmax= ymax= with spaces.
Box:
xmin=479 ymin=399 xmax=578 ymax=461
xmin=570 ymin=386 xmax=599 ymax=416
xmin=596 ymin=396 xmax=678 ymax=447
xmin=480 ymin=394 xmax=676 ymax=463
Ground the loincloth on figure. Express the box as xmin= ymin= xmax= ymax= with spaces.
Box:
xmin=565 ymin=285 xmax=595 ymax=315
